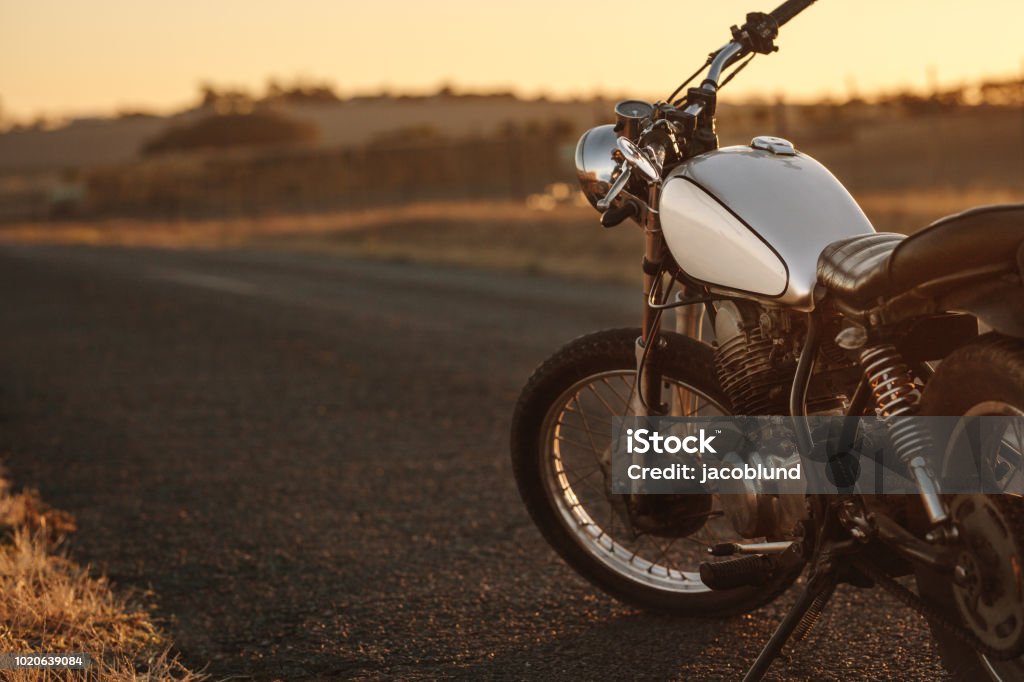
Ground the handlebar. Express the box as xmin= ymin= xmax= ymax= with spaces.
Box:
xmin=769 ymin=0 xmax=817 ymax=28
xmin=678 ymin=0 xmax=817 ymax=119
xmin=705 ymin=43 xmax=745 ymax=90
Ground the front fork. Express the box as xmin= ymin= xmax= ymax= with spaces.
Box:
xmin=633 ymin=184 xmax=706 ymax=418
xmin=635 ymin=185 xmax=667 ymax=417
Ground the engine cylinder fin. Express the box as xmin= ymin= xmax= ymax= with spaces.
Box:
xmin=715 ymin=324 xmax=792 ymax=415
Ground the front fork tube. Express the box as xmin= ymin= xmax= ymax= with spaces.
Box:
xmin=634 ymin=194 xmax=666 ymax=417
xmin=673 ymin=298 xmax=704 ymax=418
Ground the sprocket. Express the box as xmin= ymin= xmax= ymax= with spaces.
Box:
xmin=949 ymin=494 xmax=1024 ymax=657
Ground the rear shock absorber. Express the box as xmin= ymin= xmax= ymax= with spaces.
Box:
xmin=860 ymin=344 xmax=948 ymax=524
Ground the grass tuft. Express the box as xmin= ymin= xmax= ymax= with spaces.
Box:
xmin=0 ymin=471 xmax=204 ymax=681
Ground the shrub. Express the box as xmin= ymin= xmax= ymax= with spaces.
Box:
xmin=142 ymin=111 xmax=317 ymax=156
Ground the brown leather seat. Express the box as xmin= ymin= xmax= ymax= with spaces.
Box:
xmin=817 ymin=204 xmax=1024 ymax=307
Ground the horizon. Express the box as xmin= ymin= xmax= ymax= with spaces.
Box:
xmin=8 ymin=68 xmax=1024 ymax=126
xmin=2 ymin=0 xmax=1023 ymax=123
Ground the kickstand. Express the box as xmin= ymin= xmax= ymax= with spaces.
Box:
xmin=741 ymin=556 xmax=841 ymax=681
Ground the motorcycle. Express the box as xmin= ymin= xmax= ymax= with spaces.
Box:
xmin=509 ymin=1 xmax=1024 ymax=679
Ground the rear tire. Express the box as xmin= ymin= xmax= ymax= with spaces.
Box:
xmin=916 ymin=334 xmax=1024 ymax=680
xmin=510 ymin=328 xmax=802 ymax=617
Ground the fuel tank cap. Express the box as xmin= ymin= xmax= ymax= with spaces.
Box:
xmin=751 ymin=136 xmax=796 ymax=155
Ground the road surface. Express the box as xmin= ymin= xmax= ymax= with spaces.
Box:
xmin=0 ymin=245 xmax=949 ymax=680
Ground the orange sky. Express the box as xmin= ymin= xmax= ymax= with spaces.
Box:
xmin=1 ymin=0 xmax=1023 ymax=120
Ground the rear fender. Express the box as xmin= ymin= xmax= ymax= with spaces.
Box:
xmin=857 ymin=243 xmax=1024 ymax=340
xmin=936 ymin=276 xmax=1024 ymax=338
xmin=933 ymin=240 xmax=1024 ymax=337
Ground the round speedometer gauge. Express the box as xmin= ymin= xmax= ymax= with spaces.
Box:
xmin=614 ymin=100 xmax=655 ymax=121
xmin=614 ymin=100 xmax=655 ymax=139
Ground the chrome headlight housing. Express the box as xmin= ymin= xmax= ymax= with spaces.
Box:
xmin=574 ymin=124 xmax=620 ymax=210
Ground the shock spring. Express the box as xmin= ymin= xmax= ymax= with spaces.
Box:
xmin=859 ymin=344 xmax=947 ymax=523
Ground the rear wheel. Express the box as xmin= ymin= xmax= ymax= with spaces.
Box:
xmin=510 ymin=328 xmax=801 ymax=616
xmin=915 ymin=334 xmax=1024 ymax=680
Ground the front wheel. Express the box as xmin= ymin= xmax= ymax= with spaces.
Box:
xmin=510 ymin=328 xmax=801 ymax=617
xmin=915 ymin=334 xmax=1024 ymax=680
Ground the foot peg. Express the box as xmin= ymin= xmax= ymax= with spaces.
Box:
xmin=700 ymin=554 xmax=776 ymax=590
xmin=708 ymin=541 xmax=793 ymax=556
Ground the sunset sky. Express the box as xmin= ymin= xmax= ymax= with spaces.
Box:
xmin=1 ymin=0 xmax=1023 ymax=120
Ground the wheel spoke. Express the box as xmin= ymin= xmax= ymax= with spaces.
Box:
xmin=563 ymin=407 xmax=614 ymax=428
xmin=586 ymin=383 xmax=621 ymax=418
xmin=555 ymin=434 xmax=603 ymax=455
xmin=563 ymin=464 xmax=601 ymax=487
xmin=574 ymin=395 xmax=606 ymax=467
xmin=647 ymin=536 xmax=681 ymax=573
xmin=601 ymin=377 xmax=632 ymax=411
xmin=555 ymin=419 xmax=601 ymax=435
xmin=564 ymin=469 xmax=607 ymax=500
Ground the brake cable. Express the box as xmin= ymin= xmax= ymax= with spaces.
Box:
xmin=717 ymin=52 xmax=757 ymax=90
xmin=635 ymin=265 xmax=673 ymax=412
xmin=668 ymin=56 xmax=714 ymax=106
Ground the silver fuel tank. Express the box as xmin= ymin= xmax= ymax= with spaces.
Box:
xmin=659 ymin=137 xmax=874 ymax=310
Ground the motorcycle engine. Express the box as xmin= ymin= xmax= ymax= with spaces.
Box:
xmin=713 ymin=301 xmax=795 ymax=415
xmin=712 ymin=301 xmax=807 ymax=538
xmin=715 ymin=434 xmax=807 ymax=538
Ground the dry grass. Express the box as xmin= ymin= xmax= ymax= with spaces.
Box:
xmin=0 ymin=472 xmax=203 ymax=682
xmin=1 ymin=187 xmax=1021 ymax=285
xmin=0 ymin=200 xmax=586 ymax=248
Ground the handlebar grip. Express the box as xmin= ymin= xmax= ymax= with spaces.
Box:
xmin=600 ymin=201 xmax=638 ymax=228
xmin=768 ymin=0 xmax=816 ymax=27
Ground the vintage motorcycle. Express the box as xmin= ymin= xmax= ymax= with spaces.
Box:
xmin=509 ymin=0 xmax=1024 ymax=678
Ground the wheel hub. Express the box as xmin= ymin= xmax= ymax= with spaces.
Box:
xmin=628 ymin=493 xmax=713 ymax=537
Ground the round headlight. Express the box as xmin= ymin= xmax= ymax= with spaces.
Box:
xmin=574 ymin=124 xmax=620 ymax=209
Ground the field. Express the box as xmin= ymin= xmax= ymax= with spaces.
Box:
xmin=1 ymin=186 xmax=1022 ymax=287
xmin=2 ymin=97 xmax=1021 ymax=285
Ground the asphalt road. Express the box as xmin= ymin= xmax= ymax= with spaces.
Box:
xmin=0 ymin=245 xmax=951 ymax=680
